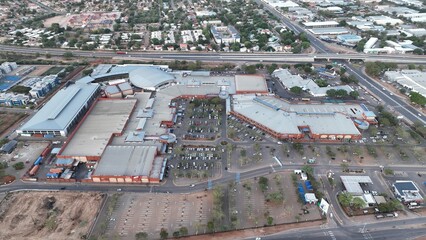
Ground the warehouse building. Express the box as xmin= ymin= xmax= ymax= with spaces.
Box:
xmin=17 ymin=83 xmax=100 ymax=137
xmin=384 ymin=70 xmax=426 ymax=97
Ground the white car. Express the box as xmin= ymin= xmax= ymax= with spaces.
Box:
xmin=189 ymin=184 xmax=195 ymax=187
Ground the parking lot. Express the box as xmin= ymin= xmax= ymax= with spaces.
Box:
xmin=173 ymin=98 xmax=224 ymax=141
xmin=104 ymin=192 xmax=213 ymax=239
xmin=227 ymin=115 xmax=266 ymax=142
xmin=169 ymin=145 xmax=223 ymax=184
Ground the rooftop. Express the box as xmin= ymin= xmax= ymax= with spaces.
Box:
xmin=19 ymin=83 xmax=99 ymax=133
xmin=235 ymin=75 xmax=268 ymax=93
xmin=341 ymin=176 xmax=373 ymax=194
xmin=232 ymin=95 xmax=362 ymax=136
xmin=93 ymin=145 xmax=160 ymax=177
xmin=59 ymin=98 xmax=137 ymax=157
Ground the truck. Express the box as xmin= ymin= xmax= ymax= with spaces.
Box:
xmin=34 ymin=156 xmax=43 ymax=165
xmin=49 ymin=168 xmax=64 ymax=174
xmin=29 ymin=165 xmax=40 ymax=176
xmin=116 ymin=51 xmax=127 ymax=55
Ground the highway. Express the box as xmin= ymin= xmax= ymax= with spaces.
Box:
xmin=1 ymin=44 xmax=426 ymax=63
xmin=253 ymin=0 xmax=426 ymax=125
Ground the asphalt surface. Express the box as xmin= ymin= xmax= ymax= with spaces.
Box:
xmin=1 ymin=44 xmax=426 ymax=63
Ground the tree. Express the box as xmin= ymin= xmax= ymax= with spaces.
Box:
xmin=242 ymin=65 xmax=256 ymax=74
xmin=267 ymin=216 xmax=274 ymax=225
xmin=338 ymin=192 xmax=353 ymax=207
xmin=349 ymin=91 xmax=359 ymax=99
xmin=82 ymin=68 xmax=93 ymax=76
xmin=341 ymin=163 xmax=349 ymax=172
xmin=135 ymin=232 xmax=148 ymax=240
xmin=290 ymin=86 xmax=303 ymax=95
xmin=352 ymin=197 xmax=366 ymax=209
xmin=207 ymin=221 xmax=214 ymax=233
xmin=258 ymin=176 xmax=269 ymax=192
xmin=301 ymin=165 xmax=314 ymax=178
xmin=240 ymin=149 xmax=247 ymax=157
xmin=160 ymin=228 xmax=168 ymax=239
xmin=113 ymin=23 xmax=121 ymax=31
xmin=12 ymin=162 xmax=24 ymax=170
xmin=408 ymin=64 xmax=416 ymax=70
xmin=384 ymin=168 xmax=394 ymax=175
xmin=266 ymin=192 xmax=284 ymax=203
xmin=326 ymin=89 xmax=336 ymax=98
xmin=63 ymin=52 xmax=73 ymax=59
xmin=413 ymin=48 xmax=423 ymax=55
xmin=10 ymin=85 xmax=31 ymax=94
xmin=179 ymin=227 xmax=188 ymax=236
xmin=410 ymin=92 xmax=426 ymax=106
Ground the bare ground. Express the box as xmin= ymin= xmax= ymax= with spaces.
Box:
xmin=0 ymin=191 xmax=104 ymax=240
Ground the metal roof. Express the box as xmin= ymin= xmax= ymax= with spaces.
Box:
xmin=19 ymin=83 xmax=99 ymax=132
xmin=232 ymin=95 xmax=362 ymax=136
xmin=235 ymin=75 xmax=268 ymax=93
xmin=59 ymin=99 xmax=137 ymax=157
xmin=129 ymin=67 xmax=175 ymax=89
xmin=94 ymin=145 xmax=158 ymax=176
xmin=340 ymin=176 xmax=373 ymax=194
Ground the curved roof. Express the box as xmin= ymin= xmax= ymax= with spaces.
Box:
xmin=129 ymin=67 xmax=175 ymax=89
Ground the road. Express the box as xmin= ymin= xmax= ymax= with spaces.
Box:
xmin=260 ymin=217 xmax=426 ymax=240
xmin=1 ymin=45 xmax=426 ymax=63
xmin=252 ymin=0 xmax=426 ymax=125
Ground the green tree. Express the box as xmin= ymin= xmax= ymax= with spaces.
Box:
xmin=384 ymin=168 xmax=394 ymax=175
xmin=160 ymin=228 xmax=168 ymax=239
xmin=207 ymin=221 xmax=214 ymax=233
xmin=179 ymin=227 xmax=188 ymax=236
xmin=243 ymin=65 xmax=256 ymax=74
xmin=82 ymin=68 xmax=93 ymax=76
xmin=12 ymin=162 xmax=24 ymax=170
xmin=352 ymin=197 xmax=366 ymax=209
xmin=135 ymin=232 xmax=148 ymax=240
xmin=349 ymin=91 xmax=359 ymax=99
xmin=258 ymin=176 xmax=269 ymax=192
xmin=410 ymin=92 xmax=426 ymax=106
xmin=266 ymin=192 xmax=284 ymax=203
xmin=338 ymin=192 xmax=353 ymax=207
xmin=290 ymin=86 xmax=303 ymax=95
xmin=9 ymin=85 xmax=31 ymax=94
xmin=267 ymin=216 xmax=274 ymax=225
xmin=63 ymin=52 xmax=73 ymax=59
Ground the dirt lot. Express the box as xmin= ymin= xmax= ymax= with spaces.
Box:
xmin=29 ymin=65 xmax=54 ymax=77
xmin=0 ymin=191 xmax=104 ymax=240
xmin=0 ymin=112 xmax=25 ymax=136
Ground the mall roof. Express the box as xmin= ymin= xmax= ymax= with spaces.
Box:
xmin=59 ymin=99 xmax=136 ymax=157
xmin=340 ymin=176 xmax=373 ymax=194
xmin=94 ymin=145 xmax=158 ymax=176
xmin=19 ymin=83 xmax=99 ymax=132
xmin=129 ymin=67 xmax=175 ymax=89
xmin=235 ymin=75 xmax=268 ymax=93
xmin=232 ymin=95 xmax=361 ymax=136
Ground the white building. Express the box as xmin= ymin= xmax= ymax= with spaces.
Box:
xmin=384 ymin=70 xmax=426 ymax=98
xmin=367 ymin=15 xmax=404 ymax=25
xmin=210 ymin=26 xmax=241 ymax=44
